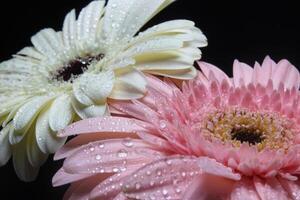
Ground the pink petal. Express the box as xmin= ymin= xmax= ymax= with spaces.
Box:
xmin=233 ymin=60 xmax=254 ymax=87
xmin=58 ymin=117 xmax=145 ymax=137
xmin=273 ymin=59 xmax=300 ymax=89
xmin=278 ymin=178 xmax=300 ymax=200
xmin=254 ymin=177 xmax=290 ymax=200
xmin=63 ymin=139 xmax=163 ymax=174
xmin=63 ymin=173 xmax=110 ymax=200
xmin=52 ymin=168 xmax=92 ymax=187
xmin=182 ymin=174 xmax=236 ymax=200
xmin=54 ymin=132 xmax=137 ymax=160
xmin=230 ymin=178 xmax=260 ymax=200
xmin=259 ymin=56 xmax=274 ymax=86
xmin=123 ymin=156 xmax=240 ymax=200
xmin=198 ymin=61 xmax=231 ymax=85
xmin=90 ymin=168 xmax=137 ymax=200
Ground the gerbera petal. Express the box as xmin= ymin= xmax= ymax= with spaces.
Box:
xmin=52 ymin=168 xmax=93 ymax=187
xmin=49 ymin=94 xmax=74 ymax=132
xmin=64 ymin=173 xmax=111 ymax=200
xmin=62 ymin=9 xmax=77 ymax=58
xmin=123 ymin=156 xmax=240 ymax=199
xmin=230 ymin=178 xmax=260 ymax=200
xmin=74 ymin=71 xmax=114 ymax=105
xmin=110 ymin=69 xmax=147 ymax=100
xmin=31 ymin=28 xmax=63 ymax=61
xmin=90 ymin=169 xmax=137 ymax=199
xmin=58 ymin=117 xmax=143 ymax=137
xmin=26 ymin=127 xmax=48 ymax=167
xmin=253 ymin=177 xmax=290 ymax=200
xmin=11 ymin=96 xmax=52 ymax=144
xmin=12 ymin=138 xmax=39 ymax=182
xmin=63 ymin=139 xmax=161 ymax=174
xmin=0 ymin=124 xmax=12 ymax=166
xmin=103 ymin=0 xmax=174 ymax=42
xmin=198 ymin=61 xmax=231 ymax=85
xmin=147 ymin=67 xmax=197 ymax=80
xmin=272 ymin=59 xmax=300 ymax=90
xmin=76 ymin=0 xmax=105 ymax=48
xmin=233 ymin=60 xmax=254 ymax=87
xmin=182 ymin=174 xmax=236 ymax=200
xmin=278 ymin=178 xmax=300 ymax=200
xmin=71 ymin=97 xmax=108 ymax=119
xmin=36 ymin=108 xmax=67 ymax=154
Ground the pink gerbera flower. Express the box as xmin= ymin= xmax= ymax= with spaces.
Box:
xmin=54 ymin=56 xmax=300 ymax=200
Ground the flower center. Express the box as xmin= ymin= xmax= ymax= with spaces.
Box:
xmin=202 ymin=108 xmax=295 ymax=151
xmin=52 ymin=54 xmax=105 ymax=82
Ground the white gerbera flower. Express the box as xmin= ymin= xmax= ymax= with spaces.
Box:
xmin=0 ymin=0 xmax=207 ymax=181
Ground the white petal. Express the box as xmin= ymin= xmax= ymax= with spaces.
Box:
xmin=12 ymin=138 xmax=39 ymax=182
xmin=62 ymin=9 xmax=77 ymax=53
xmin=26 ymin=126 xmax=48 ymax=167
xmin=12 ymin=96 xmax=52 ymax=144
xmin=0 ymin=124 xmax=12 ymax=166
xmin=17 ymin=47 xmax=45 ymax=60
xmin=110 ymin=69 xmax=147 ymax=99
xmin=75 ymin=71 xmax=115 ymax=104
xmin=103 ymin=0 xmax=174 ymax=42
xmin=31 ymin=28 xmax=63 ymax=59
xmin=71 ymin=97 xmax=109 ymax=119
xmin=76 ymin=1 xmax=105 ymax=46
xmin=147 ymin=67 xmax=197 ymax=80
xmin=36 ymin=108 xmax=67 ymax=154
xmin=49 ymin=94 xmax=74 ymax=132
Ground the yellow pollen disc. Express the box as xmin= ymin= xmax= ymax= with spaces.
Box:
xmin=202 ymin=108 xmax=295 ymax=151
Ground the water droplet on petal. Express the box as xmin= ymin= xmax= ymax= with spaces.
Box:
xmin=117 ymin=149 xmax=128 ymax=158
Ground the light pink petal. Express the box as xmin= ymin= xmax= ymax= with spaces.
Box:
xmin=145 ymin=74 xmax=175 ymax=97
xmin=63 ymin=173 xmax=110 ymax=200
xmin=198 ymin=61 xmax=231 ymax=85
xmin=278 ymin=178 xmax=300 ymax=200
xmin=123 ymin=156 xmax=240 ymax=199
xmin=182 ymin=174 xmax=236 ymax=200
xmin=54 ymin=132 xmax=138 ymax=160
xmin=230 ymin=178 xmax=260 ymax=200
xmin=90 ymin=168 xmax=137 ymax=200
xmin=63 ymin=139 xmax=164 ymax=174
xmin=58 ymin=117 xmax=145 ymax=137
xmin=272 ymin=59 xmax=300 ymax=89
xmin=52 ymin=168 xmax=92 ymax=187
xmin=254 ymin=177 xmax=290 ymax=200
xmin=259 ymin=56 xmax=275 ymax=86
xmin=233 ymin=60 xmax=254 ymax=87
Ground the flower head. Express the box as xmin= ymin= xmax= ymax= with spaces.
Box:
xmin=0 ymin=0 xmax=206 ymax=181
xmin=54 ymin=56 xmax=300 ymax=199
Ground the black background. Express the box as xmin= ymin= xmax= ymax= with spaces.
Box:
xmin=0 ymin=0 xmax=299 ymax=199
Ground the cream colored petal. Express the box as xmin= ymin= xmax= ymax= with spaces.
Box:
xmin=36 ymin=108 xmax=67 ymax=154
xmin=49 ymin=94 xmax=74 ymax=132
xmin=146 ymin=67 xmax=197 ymax=80
xmin=17 ymin=47 xmax=45 ymax=60
xmin=12 ymin=138 xmax=40 ymax=182
xmin=74 ymin=71 xmax=115 ymax=105
xmin=31 ymin=28 xmax=63 ymax=60
xmin=12 ymin=96 xmax=52 ymax=144
xmin=76 ymin=0 xmax=105 ymax=47
xmin=73 ymin=80 xmax=94 ymax=106
xmin=103 ymin=0 xmax=174 ymax=42
xmin=110 ymin=69 xmax=147 ymax=100
xmin=26 ymin=126 xmax=48 ymax=167
xmin=62 ymin=9 xmax=77 ymax=52
xmin=0 ymin=124 xmax=12 ymax=166
xmin=71 ymin=97 xmax=109 ymax=119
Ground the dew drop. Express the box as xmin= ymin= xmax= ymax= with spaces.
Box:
xmin=159 ymin=121 xmax=167 ymax=129
xmin=95 ymin=154 xmax=101 ymax=160
xmin=117 ymin=149 xmax=128 ymax=158
xmin=135 ymin=183 xmax=141 ymax=190
xmin=122 ymin=138 xmax=133 ymax=147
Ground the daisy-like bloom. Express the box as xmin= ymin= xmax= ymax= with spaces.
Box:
xmin=0 ymin=0 xmax=206 ymax=181
xmin=54 ymin=56 xmax=300 ymax=200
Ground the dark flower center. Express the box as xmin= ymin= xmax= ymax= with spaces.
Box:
xmin=231 ymin=128 xmax=264 ymax=145
xmin=53 ymin=54 xmax=105 ymax=82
